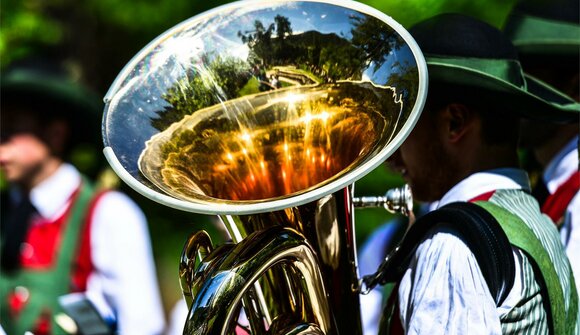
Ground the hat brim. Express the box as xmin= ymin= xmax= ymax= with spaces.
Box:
xmin=427 ymin=62 xmax=580 ymax=124
xmin=504 ymin=14 xmax=580 ymax=57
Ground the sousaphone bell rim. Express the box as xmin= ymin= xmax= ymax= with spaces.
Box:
xmin=101 ymin=0 xmax=428 ymax=215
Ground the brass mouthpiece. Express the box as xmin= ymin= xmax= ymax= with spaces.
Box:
xmin=353 ymin=184 xmax=413 ymax=216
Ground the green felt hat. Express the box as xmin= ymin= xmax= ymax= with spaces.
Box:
xmin=409 ymin=13 xmax=579 ymax=124
xmin=1 ymin=59 xmax=103 ymax=146
xmin=504 ymin=0 xmax=580 ymax=57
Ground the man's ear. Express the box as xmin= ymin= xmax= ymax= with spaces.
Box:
xmin=441 ymin=103 xmax=474 ymax=143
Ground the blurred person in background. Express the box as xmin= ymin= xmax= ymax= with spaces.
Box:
xmin=0 ymin=58 xmax=166 ymax=334
xmin=504 ymin=0 xmax=580 ymax=291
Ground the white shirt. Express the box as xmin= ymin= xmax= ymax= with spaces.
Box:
xmin=543 ymin=136 xmax=579 ymax=291
xmin=358 ymin=203 xmax=433 ymax=335
xmin=398 ymin=168 xmax=529 ymax=335
xmin=19 ymin=163 xmax=166 ymax=334
xmin=358 ymin=219 xmax=406 ymax=335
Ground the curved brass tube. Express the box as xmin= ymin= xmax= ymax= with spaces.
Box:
xmin=179 ymin=231 xmax=213 ymax=307
xmin=183 ymin=227 xmax=332 ymax=335
xmin=278 ymin=323 xmax=325 ymax=335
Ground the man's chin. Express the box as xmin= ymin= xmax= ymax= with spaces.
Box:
xmin=408 ymin=184 xmax=440 ymax=203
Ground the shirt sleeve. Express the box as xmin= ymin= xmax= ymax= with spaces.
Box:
xmin=398 ymin=228 xmax=502 ymax=335
xmin=88 ymin=191 xmax=166 ymax=335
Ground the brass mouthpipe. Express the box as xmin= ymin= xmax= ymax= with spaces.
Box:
xmin=353 ymin=184 xmax=413 ymax=216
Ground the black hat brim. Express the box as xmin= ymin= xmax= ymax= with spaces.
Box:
xmin=1 ymin=68 xmax=103 ymax=146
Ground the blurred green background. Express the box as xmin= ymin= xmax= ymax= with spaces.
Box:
xmin=1 ymin=0 xmax=522 ymax=320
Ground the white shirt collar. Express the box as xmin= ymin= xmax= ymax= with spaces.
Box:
xmin=543 ymin=135 xmax=579 ymax=193
xmin=29 ymin=163 xmax=82 ymax=219
xmin=436 ymin=168 xmax=530 ymax=209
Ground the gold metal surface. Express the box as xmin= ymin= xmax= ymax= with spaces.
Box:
xmin=103 ymin=1 xmax=426 ymax=334
xmin=140 ymin=82 xmax=398 ymax=203
xmin=180 ymin=226 xmax=333 ymax=334
xmin=102 ymin=0 xmax=426 ymax=214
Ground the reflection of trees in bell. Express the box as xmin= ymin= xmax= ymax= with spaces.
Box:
xmin=151 ymin=13 xmax=412 ymax=132
xmin=238 ymin=16 xmax=366 ymax=82
xmin=237 ymin=14 xmax=408 ymax=84
xmin=350 ymin=15 xmax=406 ymax=72
xmin=274 ymin=15 xmax=292 ymax=41
xmin=151 ymin=54 xmax=252 ymax=131
xmin=386 ymin=60 xmax=419 ymax=113
xmin=238 ymin=20 xmax=275 ymax=66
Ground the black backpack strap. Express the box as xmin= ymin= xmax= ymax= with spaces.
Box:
xmin=368 ymin=201 xmax=515 ymax=305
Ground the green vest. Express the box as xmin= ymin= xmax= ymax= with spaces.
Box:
xmin=484 ymin=190 xmax=579 ymax=335
xmin=0 ymin=182 xmax=95 ymax=334
xmin=379 ymin=190 xmax=579 ymax=335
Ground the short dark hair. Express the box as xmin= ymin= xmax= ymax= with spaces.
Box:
xmin=1 ymin=99 xmax=73 ymax=157
xmin=426 ymin=83 xmax=520 ymax=147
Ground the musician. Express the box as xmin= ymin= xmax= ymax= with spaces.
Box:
xmin=383 ymin=14 xmax=579 ymax=334
xmin=504 ymin=0 xmax=580 ymax=291
xmin=0 ymin=59 xmax=166 ymax=334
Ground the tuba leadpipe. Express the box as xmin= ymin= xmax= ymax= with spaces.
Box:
xmin=101 ymin=1 xmax=427 ymax=334
xmin=353 ymin=184 xmax=413 ymax=216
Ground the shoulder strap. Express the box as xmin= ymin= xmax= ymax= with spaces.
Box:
xmin=476 ymin=201 xmax=578 ymax=335
xmin=55 ymin=179 xmax=95 ymax=273
xmin=371 ymin=201 xmax=515 ymax=305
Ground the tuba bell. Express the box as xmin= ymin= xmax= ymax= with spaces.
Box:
xmin=101 ymin=0 xmax=427 ymax=333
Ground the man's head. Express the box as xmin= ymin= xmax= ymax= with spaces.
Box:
xmin=504 ymin=0 xmax=579 ymax=165
xmin=504 ymin=0 xmax=579 ymax=97
xmin=0 ymin=58 xmax=102 ymax=190
xmin=387 ymin=13 xmax=564 ymax=202
xmin=388 ymin=85 xmax=520 ymax=202
xmin=0 ymin=107 xmax=66 ymax=190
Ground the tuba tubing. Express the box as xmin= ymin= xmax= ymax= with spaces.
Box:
xmin=181 ymin=226 xmax=332 ymax=334
xmin=180 ymin=185 xmax=412 ymax=334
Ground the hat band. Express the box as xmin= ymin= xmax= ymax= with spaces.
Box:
xmin=426 ymin=55 xmax=526 ymax=89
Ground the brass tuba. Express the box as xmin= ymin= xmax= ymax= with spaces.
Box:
xmin=101 ymin=0 xmax=427 ymax=333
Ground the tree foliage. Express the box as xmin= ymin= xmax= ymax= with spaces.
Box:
xmin=1 ymin=0 xmax=233 ymax=93
xmin=152 ymin=55 xmax=252 ymax=131
xmin=350 ymin=15 xmax=406 ymax=71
